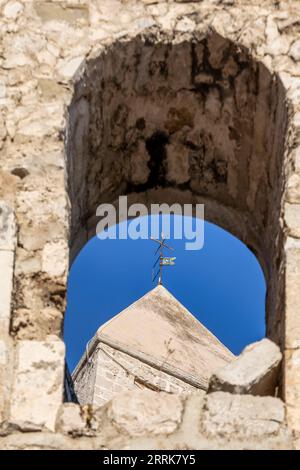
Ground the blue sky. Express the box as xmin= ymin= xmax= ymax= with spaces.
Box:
xmin=64 ymin=216 xmax=266 ymax=371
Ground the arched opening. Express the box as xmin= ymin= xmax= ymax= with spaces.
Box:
xmin=66 ymin=29 xmax=288 ymax=353
xmin=64 ymin=215 xmax=266 ymax=405
xmin=65 ymin=216 xmax=266 ymax=367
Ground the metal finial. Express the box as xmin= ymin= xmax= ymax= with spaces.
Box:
xmin=150 ymin=233 xmax=175 ymax=286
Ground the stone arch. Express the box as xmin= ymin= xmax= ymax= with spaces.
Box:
xmin=3 ymin=6 xmax=300 ymax=440
xmin=66 ymin=28 xmax=289 ymax=350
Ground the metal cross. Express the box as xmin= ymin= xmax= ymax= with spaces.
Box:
xmin=151 ymin=233 xmax=175 ymax=286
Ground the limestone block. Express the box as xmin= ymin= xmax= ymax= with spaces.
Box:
xmin=0 ymin=339 xmax=8 ymax=366
xmin=56 ymin=403 xmax=86 ymax=436
xmin=0 ymin=114 xmax=7 ymax=149
xmin=286 ymin=174 xmax=300 ymax=203
xmin=267 ymin=36 xmax=291 ymax=56
xmin=0 ymin=250 xmax=14 ymax=335
xmin=42 ymin=240 xmax=68 ymax=278
xmin=0 ymin=432 xmax=95 ymax=450
xmin=285 ymin=246 xmax=300 ymax=349
xmin=289 ymin=40 xmax=300 ymax=62
xmin=0 ymin=202 xmax=16 ymax=251
xmin=202 ymin=392 xmax=285 ymax=438
xmin=10 ymin=339 xmax=65 ymax=431
xmin=209 ymin=339 xmax=282 ymax=396
xmin=0 ymin=83 xmax=6 ymax=101
xmin=293 ymin=435 xmax=300 ymax=451
xmin=0 ymin=338 xmax=12 ymax=422
xmin=15 ymin=248 xmax=41 ymax=275
xmin=175 ymin=17 xmax=196 ymax=33
xmin=284 ymin=203 xmax=300 ymax=238
xmin=107 ymin=390 xmax=184 ymax=437
xmin=38 ymin=79 xmax=69 ymax=101
xmin=3 ymin=2 xmax=23 ymax=20
xmin=278 ymin=71 xmax=295 ymax=91
xmin=3 ymin=52 xmax=34 ymax=70
xmin=57 ymin=57 xmax=85 ymax=79
xmin=35 ymin=2 xmax=89 ymax=24
xmin=285 ymin=349 xmax=300 ymax=434
xmin=16 ymin=108 xmax=63 ymax=140
xmin=265 ymin=17 xmax=291 ymax=56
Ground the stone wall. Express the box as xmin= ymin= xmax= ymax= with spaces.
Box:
xmin=0 ymin=0 xmax=300 ymax=450
xmin=74 ymin=343 xmax=202 ymax=408
xmin=0 ymin=390 xmax=293 ymax=450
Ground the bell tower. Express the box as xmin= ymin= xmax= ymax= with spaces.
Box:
xmin=72 ymin=285 xmax=234 ymax=407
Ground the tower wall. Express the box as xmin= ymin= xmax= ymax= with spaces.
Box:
xmin=74 ymin=342 xmax=204 ymax=407
xmin=73 ymin=349 xmax=98 ymax=406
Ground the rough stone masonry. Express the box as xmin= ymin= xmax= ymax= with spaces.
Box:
xmin=0 ymin=0 xmax=300 ymax=450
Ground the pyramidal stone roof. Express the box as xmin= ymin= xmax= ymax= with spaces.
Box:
xmin=96 ymin=285 xmax=234 ymax=389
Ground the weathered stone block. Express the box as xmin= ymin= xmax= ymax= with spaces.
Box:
xmin=42 ymin=240 xmax=68 ymax=278
xmin=0 ymin=250 xmax=14 ymax=336
xmin=56 ymin=403 xmax=86 ymax=436
xmin=10 ymin=339 xmax=65 ymax=431
xmin=107 ymin=390 xmax=184 ymax=437
xmin=3 ymin=1 xmax=23 ymax=20
xmin=293 ymin=146 xmax=300 ymax=173
xmin=0 ymin=339 xmax=8 ymax=367
xmin=0 ymin=338 xmax=13 ymax=422
xmin=0 ymin=202 xmax=16 ymax=251
xmin=285 ymin=348 xmax=300 ymax=434
xmin=285 ymin=203 xmax=300 ymax=238
xmin=289 ymin=39 xmax=300 ymax=61
xmin=0 ymin=432 xmax=95 ymax=450
xmin=286 ymin=174 xmax=300 ymax=203
xmin=35 ymin=2 xmax=89 ymax=24
xmin=202 ymin=392 xmax=285 ymax=438
xmin=209 ymin=339 xmax=282 ymax=396
xmin=57 ymin=57 xmax=85 ymax=79
xmin=285 ymin=246 xmax=300 ymax=349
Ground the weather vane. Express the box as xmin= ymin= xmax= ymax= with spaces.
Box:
xmin=151 ymin=233 xmax=176 ymax=285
